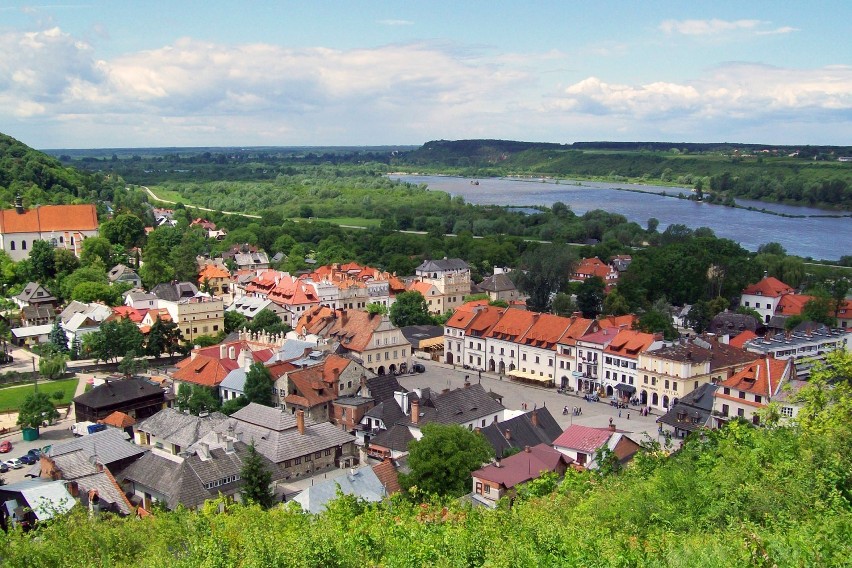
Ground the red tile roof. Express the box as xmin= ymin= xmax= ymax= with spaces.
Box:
xmin=552 ymin=425 xmax=613 ymax=453
xmin=518 ymin=313 xmax=573 ymax=350
xmin=0 ymin=204 xmax=98 ymax=234
xmin=172 ymin=341 xmax=275 ymax=387
xmin=718 ymin=357 xmax=791 ymax=399
xmin=473 ymin=443 xmax=571 ymax=489
xmin=99 ymin=411 xmax=137 ymax=428
xmin=556 ymin=317 xmax=597 ymax=346
xmin=295 ymin=306 xmax=386 ymax=354
xmin=198 ymin=264 xmax=231 ymax=280
xmin=371 ymin=459 xmax=402 ymax=494
xmin=742 ymin=277 xmax=794 ymax=298
xmin=604 ymin=329 xmax=658 ymax=358
xmin=597 ymin=315 xmax=637 ymax=329
xmin=775 ymin=294 xmax=814 ymax=316
xmin=487 ymin=309 xmax=537 ymax=341
xmin=729 ymin=330 xmax=757 ymax=349
xmin=574 ymin=257 xmax=610 ymax=280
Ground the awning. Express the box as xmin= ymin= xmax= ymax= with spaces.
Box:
xmin=614 ymin=384 xmax=636 ymax=394
xmin=418 ymin=337 xmax=445 ymax=350
xmin=508 ymin=370 xmax=553 ymax=384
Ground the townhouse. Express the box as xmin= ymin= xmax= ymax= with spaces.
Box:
xmin=711 ymin=357 xmax=797 ymax=427
xmin=600 ymin=329 xmax=664 ymax=398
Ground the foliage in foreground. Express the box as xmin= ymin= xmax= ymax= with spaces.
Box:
xmin=3 ymin=369 xmax=851 ymax=567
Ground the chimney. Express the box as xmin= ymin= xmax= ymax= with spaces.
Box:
xmin=524 ymin=445 xmax=531 ymax=453
xmin=199 ymin=443 xmax=210 ymax=460
xmin=411 ymin=399 xmax=420 ymax=425
xmin=219 ymin=344 xmax=227 ymax=359
xmin=296 ymin=410 xmax=305 ymax=434
xmin=609 ymin=423 xmax=616 ymax=432
xmin=226 ymin=438 xmax=235 ymax=454
xmin=66 ymin=481 xmax=79 ymax=497
xmin=531 ymin=410 xmax=539 ymax=428
xmin=14 ymin=194 xmax=24 ymax=214
xmin=442 ymin=388 xmax=450 ymax=394
xmin=504 ymin=429 xmax=511 ymax=440
xmin=228 ymin=346 xmax=236 ymax=360
xmin=464 ymin=381 xmax=471 ymax=389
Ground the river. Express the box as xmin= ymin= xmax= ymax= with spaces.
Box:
xmin=390 ymin=175 xmax=851 ymax=261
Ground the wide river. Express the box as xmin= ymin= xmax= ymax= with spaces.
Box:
xmin=391 ymin=175 xmax=851 ymax=261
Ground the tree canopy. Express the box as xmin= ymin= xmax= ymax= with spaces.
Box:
xmin=244 ymin=362 xmax=273 ymax=407
xmin=389 ymin=291 xmax=433 ymax=327
xmin=17 ymin=391 xmax=59 ymax=429
xmin=240 ymin=442 xmax=275 ymax=509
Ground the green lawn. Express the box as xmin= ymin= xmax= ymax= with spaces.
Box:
xmin=0 ymin=377 xmax=79 ymax=413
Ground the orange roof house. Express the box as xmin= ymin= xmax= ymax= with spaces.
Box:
xmin=171 ymin=341 xmax=275 ymax=388
xmin=712 ymin=357 xmax=795 ymax=425
xmin=0 ymin=203 xmax=99 ymax=260
xmin=742 ymin=277 xmax=794 ymax=298
xmin=99 ymin=411 xmax=137 ymax=429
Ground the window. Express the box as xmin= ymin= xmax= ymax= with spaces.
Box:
xmin=738 ymin=391 xmax=746 ymax=399
xmin=294 ymin=457 xmax=301 ymax=465
xmin=781 ymin=407 xmax=793 ymax=417
xmin=672 ymin=382 xmax=677 ymax=392
xmin=754 ymin=395 xmax=762 ymax=404
xmin=721 ymin=404 xmax=729 ymax=417
xmin=213 ymin=325 xmax=219 ymax=331
xmin=315 ymin=451 xmax=322 ymax=458
xmin=475 ymin=482 xmax=483 ymax=494
xmin=535 ymin=356 xmax=540 ymax=364
xmin=737 ymin=408 xmax=745 ymax=417
xmin=665 ymin=380 xmax=669 ymax=389
xmin=9 ymin=241 xmax=14 ymax=251
xmin=522 ymin=354 xmax=526 ymax=361
xmin=324 ymin=449 xmax=331 ymax=456
xmin=723 ymin=387 xmax=730 ymax=395
xmin=484 ymin=484 xmax=491 ymax=494
xmin=21 ymin=240 xmax=27 ymax=250
xmin=305 ymin=453 xmax=312 ymax=461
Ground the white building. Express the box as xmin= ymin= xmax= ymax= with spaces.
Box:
xmin=0 ymin=201 xmax=99 ymax=261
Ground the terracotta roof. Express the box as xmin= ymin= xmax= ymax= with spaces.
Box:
xmin=408 ymin=281 xmax=437 ymax=296
xmin=718 ymin=357 xmax=791 ymax=399
xmin=487 ymin=309 xmax=537 ymax=341
xmin=648 ymin=337 xmax=758 ymax=370
xmin=285 ymin=355 xmax=351 ymax=408
xmin=604 ymin=329 xmax=658 ymax=358
xmin=597 ymin=315 xmax=637 ymax=329
xmin=552 ymin=425 xmax=613 ymax=454
xmin=742 ymin=277 xmax=794 ymax=298
xmin=473 ymin=443 xmax=571 ymax=489
xmin=556 ymin=316 xmax=597 ymax=346
xmin=518 ymin=313 xmax=573 ymax=350
xmin=296 ymin=307 xmax=395 ymax=354
xmin=0 ymin=204 xmax=98 ymax=234
xmin=775 ymin=294 xmax=814 ymax=316
xmin=456 ymin=299 xmax=490 ymax=312
xmin=371 ymin=459 xmax=402 ymax=494
xmin=112 ymin=306 xmax=147 ymax=324
xmin=729 ymin=330 xmax=758 ymax=349
xmin=99 ymin=411 xmax=137 ymax=429
xmin=574 ymin=257 xmax=610 ymax=280
xmin=198 ymin=264 xmax=231 ymax=280
xmin=446 ymin=309 xmax=478 ymax=330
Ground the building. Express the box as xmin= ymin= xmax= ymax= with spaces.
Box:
xmin=72 ymin=377 xmax=167 ymax=423
xmin=739 ymin=324 xmax=849 ymax=375
xmin=600 ymin=329 xmax=663 ymax=399
xmin=398 ymin=383 xmax=508 ymax=439
xmin=471 ymin=443 xmax=572 ymax=508
xmin=739 ymin=276 xmax=795 ymax=324
xmin=218 ymin=404 xmax=358 ymax=475
xmin=479 ymin=408 xmax=564 ymax=458
xmin=657 ymin=383 xmax=717 ymax=439
xmin=159 ymin=295 xmax=225 ymax=343
xmin=443 ymin=303 xmax=504 ymax=369
xmin=292 ymin=465 xmax=390 ymax=514
xmin=58 ymin=301 xmax=113 ymax=347
xmin=0 ymin=201 xmax=99 ymax=261
xmin=171 ymin=340 xmax=275 ymax=391
xmin=198 ymin=263 xmax=231 ymax=296
xmin=552 ymin=424 xmax=640 ymax=470
xmin=712 ymin=357 xmax=797 ymax=427
xmin=638 ymin=336 xmax=758 ymax=411
xmin=414 ymin=258 xmax=471 ymax=313
xmin=13 ymin=282 xmax=58 ymax=310
xmin=476 ymin=270 xmax=520 ymax=303
xmin=108 ymin=264 xmax=142 ymax=289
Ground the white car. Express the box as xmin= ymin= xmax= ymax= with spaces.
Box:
xmin=4 ymin=458 xmax=23 ymax=469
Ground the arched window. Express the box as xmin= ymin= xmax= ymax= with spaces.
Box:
xmin=9 ymin=241 xmax=15 ymax=251
xmin=59 ymin=236 xmax=64 ymax=244
xmin=21 ymin=240 xmax=27 ymax=250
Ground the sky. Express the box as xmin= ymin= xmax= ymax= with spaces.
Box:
xmin=1 ymin=1 xmax=850 ymax=149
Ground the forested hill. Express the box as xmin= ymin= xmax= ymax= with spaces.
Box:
xmin=398 ymin=139 xmax=852 ymax=209
xmin=0 ymin=133 xmax=121 ymax=209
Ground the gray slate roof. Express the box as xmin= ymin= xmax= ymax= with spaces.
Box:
xmin=416 ymin=258 xmax=469 ymax=272
xmin=135 ymin=408 xmax=229 ymax=449
xmin=478 ymin=272 xmax=516 ymax=293
xmin=404 ymin=383 xmax=505 ymax=427
xmin=14 ymin=282 xmax=56 ymax=304
xmin=73 ymin=377 xmax=164 ymax=409
xmin=362 ymin=374 xmax=405 ymax=403
xmin=657 ymin=383 xmax=718 ymax=432
xmin=480 ymin=408 xmax=563 ymax=458
xmin=219 ymin=368 xmax=248 ymax=393
xmin=48 ymin=428 xmax=145 ymax=466
xmin=368 ymin=424 xmax=414 ymax=453
xmin=293 ymin=466 xmax=386 ymax=514
xmin=230 ymin=403 xmax=299 ymax=432
xmin=152 ymin=281 xmax=199 ymax=302
xmin=364 ymin=400 xmax=405 ymax=426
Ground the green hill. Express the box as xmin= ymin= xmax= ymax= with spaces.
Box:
xmin=0 ymin=133 xmax=121 ymax=210
xmin=3 ymin=358 xmax=850 ymax=567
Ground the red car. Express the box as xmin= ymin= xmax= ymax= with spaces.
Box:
xmin=0 ymin=440 xmax=12 ymax=453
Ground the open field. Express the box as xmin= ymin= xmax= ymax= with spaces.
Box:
xmin=0 ymin=377 xmax=79 ymax=412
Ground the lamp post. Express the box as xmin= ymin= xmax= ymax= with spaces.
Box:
xmin=32 ymin=356 xmax=38 ymax=393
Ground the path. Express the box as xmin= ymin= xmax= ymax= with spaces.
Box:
xmin=140 ymin=186 xmax=261 ymax=219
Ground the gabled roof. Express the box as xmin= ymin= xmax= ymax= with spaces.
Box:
xmin=742 ymin=276 xmax=794 ymax=298
xmin=198 ymin=263 xmax=231 ymax=280
xmin=478 ymin=272 xmax=516 ymax=293
xmin=486 ymin=309 xmax=537 ymax=341
xmin=15 ymin=282 xmax=56 ymax=303
xmin=729 ymin=330 xmax=758 ymax=349
xmin=362 ymin=374 xmax=404 ymax=403
xmin=404 ymin=383 xmax=505 ymax=427
xmin=285 ymin=356 xmax=350 ymax=409
xmin=371 ymin=459 xmax=402 ymax=494
xmin=518 ymin=313 xmax=573 ymax=350
xmin=47 ymin=428 xmax=145 ymax=466
xmin=556 ymin=316 xmax=597 ymax=346
xmin=369 ymin=423 xmax=414 ymax=452
xmin=480 ymin=408 xmax=563 ymax=458
xmin=99 ymin=411 xmax=137 ymax=429
xmin=0 ymin=203 xmax=98 ymax=234
xmin=775 ymin=294 xmax=815 ymax=316
xmin=552 ymin=425 xmax=614 ymax=454
xmin=230 ymin=402 xmax=298 ymax=432
xmin=717 ymin=357 xmax=792 ymax=400
xmin=293 ymin=466 xmax=387 ymax=514
xmin=597 ymin=315 xmax=637 ymax=329
xmin=657 ymin=383 xmax=717 ymax=432
xmin=472 ymin=444 xmax=571 ymax=489
xmin=604 ymin=329 xmax=658 ymax=358
xmin=416 ymin=258 xmax=469 ymax=272
xmin=108 ymin=264 xmax=139 ymax=282
xmin=135 ymin=408 xmax=229 ymax=449
xmin=73 ymin=377 xmax=164 ymax=409
xmin=364 ymin=399 xmax=406 ymax=426
xmin=151 ymin=282 xmax=199 ymax=302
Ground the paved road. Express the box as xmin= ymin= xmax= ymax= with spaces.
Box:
xmin=398 ymin=361 xmax=663 ymax=444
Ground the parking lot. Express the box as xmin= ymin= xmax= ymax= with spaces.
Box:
xmin=398 ymin=360 xmax=664 ymax=445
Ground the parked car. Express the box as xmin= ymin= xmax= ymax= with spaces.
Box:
xmin=18 ymin=454 xmax=36 ymax=466
xmin=27 ymin=448 xmax=41 ymax=460
xmin=411 ymin=363 xmax=426 ymax=373
xmin=4 ymin=458 xmax=23 ymax=469
xmin=0 ymin=440 xmax=12 ymax=453
xmin=0 ymin=463 xmax=8 ymax=473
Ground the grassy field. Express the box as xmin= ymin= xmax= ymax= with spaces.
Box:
xmin=0 ymin=377 xmax=79 ymax=412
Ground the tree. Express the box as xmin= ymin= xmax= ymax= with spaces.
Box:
xmin=80 ymin=237 xmax=114 ymax=267
xmin=71 ymin=281 xmax=115 ymax=304
xmin=100 ymin=213 xmax=145 ymax=248
xmin=17 ymin=392 xmax=59 ymax=430
xmin=248 ymin=309 xmax=289 ymax=336
xmin=118 ymin=350 xmax=148 ymax=377
xmin=240 ymin=442 xmax=275 ymax=509
xmin=48 ymin=319 xmax=69 ymax=354
xmin=511 ymin=244 xmax=576 ymax=312
xmin=576 ymin=277 xmax=605 ymax=319
xmin=38 ymin=354 xmax=67 ymax=380
xmin=366 ymin=303 xmax=388 ymax=316
xmin=389 ymin=291 xmax=433 ymax=327
xmin=802 ymin=292 xmax=836 ymax=327
xmin=646 ymin=218 xmax=659 ymax=233
xmin=224 ymin=311 xmax=248 ymax=334
xmin=244 ymin=362 xmax=273 ymax=407
xmin=221 ymin=395 xmax=250 ymax=415
xmin=145 ymin=317 xmax=181 ymax=357
xmin=550 ymin=293 xmax=577 ymax=317
xmin=59 ymin=265 xmax=108 ymax=301
xmin=603 ymin=289 xmax=630 ymax=316
xmin=176 ymin=383 xmax=221 ymax=415
xmin=635 ymin=309 xmax=678 ymax=340
xmin=400 ymin=423 xmax=494 ymax=497
xmin=29 ymin=240 xmax=56 ymax=282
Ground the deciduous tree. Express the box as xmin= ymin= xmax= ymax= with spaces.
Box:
xmin=17 ymin=392 xmax=59 ymax=430
xmin=389 ymin=291 xmax=433 ymax=327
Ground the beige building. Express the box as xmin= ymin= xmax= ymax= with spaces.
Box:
xmin=414 ymin=258 xmax=471 ymax=314
xmin=160 ymin=296 xmax=225 ymax=342
xmin=638 ymin=336 xmax=758 ymax=411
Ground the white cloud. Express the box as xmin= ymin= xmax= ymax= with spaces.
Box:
xmin=659 ymin=18 xmax=798 ymax=37
xmin=377 ymin=19 xmax=413 ymax=26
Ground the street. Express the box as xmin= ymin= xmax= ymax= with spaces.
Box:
xmin=398 ymin=361 xmax=664 ymax=444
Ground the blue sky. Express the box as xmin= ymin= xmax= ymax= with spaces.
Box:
xmin=1 ymin=1 xmax=849 ymax=148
